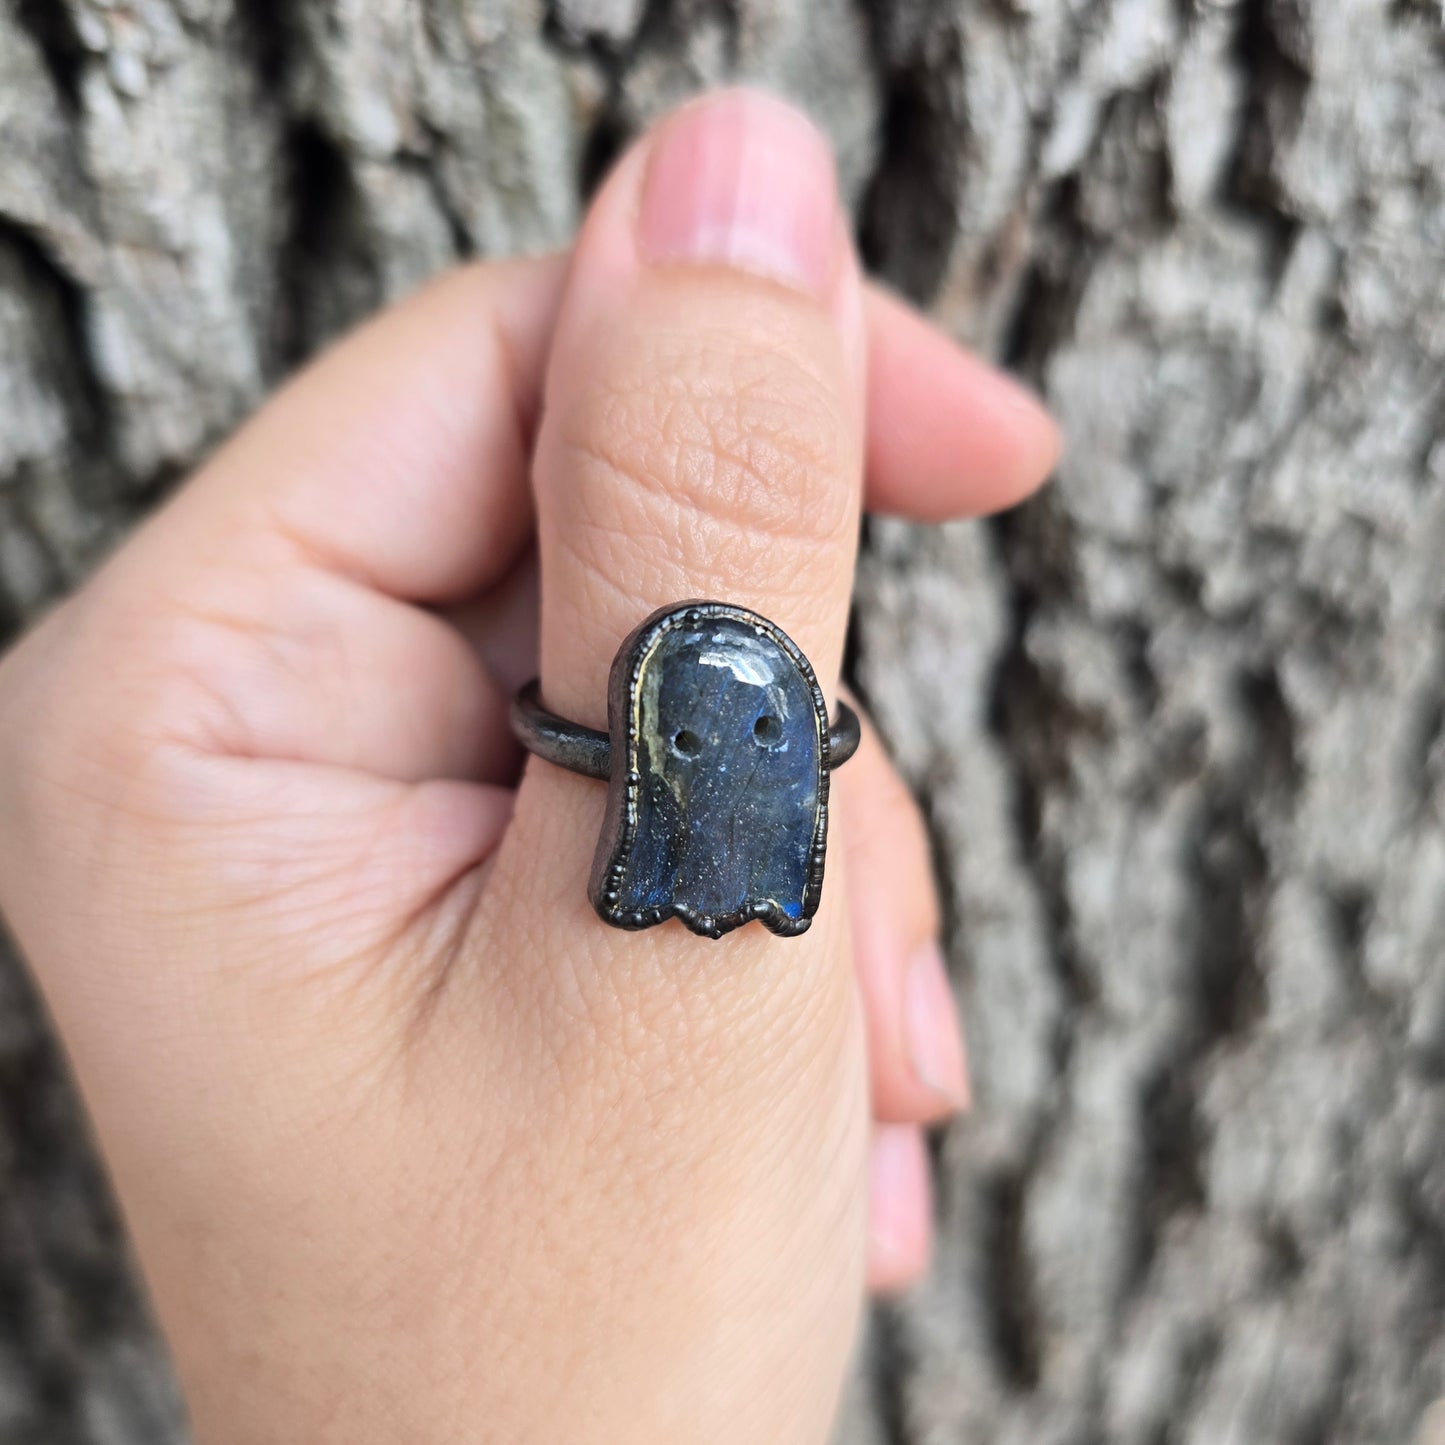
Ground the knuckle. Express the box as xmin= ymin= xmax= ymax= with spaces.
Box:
xmin=0 ymin=567 xmax=274 ymax=835
xmin=555 ymin=324 xmax=858 ymax=559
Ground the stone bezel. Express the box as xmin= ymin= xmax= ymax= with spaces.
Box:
xmin=587 ymin=600 xmax=834 ymax=939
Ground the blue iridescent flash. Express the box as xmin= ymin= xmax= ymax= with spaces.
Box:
xmin=589 ymin=602 xmax=832 ymax=938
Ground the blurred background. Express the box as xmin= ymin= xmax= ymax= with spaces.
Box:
xmin=1 ymin=1 xmax=1442 ymax=1441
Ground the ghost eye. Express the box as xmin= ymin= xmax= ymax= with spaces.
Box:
xmin=753 ymin=714 xmax=783 ymax=747
xmin=672 ymin=729 xmax=702 ymax=757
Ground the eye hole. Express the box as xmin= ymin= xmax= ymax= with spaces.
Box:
xmin=753 ymin=714 xmax=783 ymax=747
xmin=672 ymin=728 xmax=702 ymax=757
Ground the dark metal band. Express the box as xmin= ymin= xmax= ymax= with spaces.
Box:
xmin=511 ymin=678 xmax=861 ymax=781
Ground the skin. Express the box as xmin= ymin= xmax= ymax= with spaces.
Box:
xmin=0 ymin=91 xmax=1057 ymax=1443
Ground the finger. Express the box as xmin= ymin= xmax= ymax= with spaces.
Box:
xmin=163 ymin=254 xmax=567 ymax=603
xmin=470 ymin=89 xmax=872 ymax=1437
xmin=837 ymin=707 xmax=969 ymax=1123
xmin=863 ymin=285 xmax=1060 ymax=521
xmin=501 ymin=85 xmax=868 ymax=955
xmin=508 ymin=77 xmax=866 ymax=1117
xmin=531 ymin=102 xmax=862 ymax=731
xmin=112 ymin=558 xmax=520 ymax=781
xmin=72 ymin=256 xmax=566 ymax=783
xmin=865 ymin=1124 xmax=933 ymax=1295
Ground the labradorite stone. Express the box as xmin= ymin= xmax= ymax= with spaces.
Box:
xmin=590 ymin=603 xmax=831 ymax=938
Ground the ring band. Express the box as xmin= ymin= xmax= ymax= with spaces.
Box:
xmin=511 ymin=600 xmax=859 ymax=939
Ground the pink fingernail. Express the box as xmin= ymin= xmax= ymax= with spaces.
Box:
xmin=867 ymin=1124 xmax=931 ymax=1281
xmin=991 ymin=374 xmax=1065 ymax=477
xmin=903 ymin=941 xmax=970 ymax=1110
xmin=638 ymin=89 xmax=840 ymax=298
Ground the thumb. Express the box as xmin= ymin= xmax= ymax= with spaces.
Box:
xmin=536 ymin=87 xmax=863 ymax=724
xmin=477 ymin=89 xmax=870 ymax=1439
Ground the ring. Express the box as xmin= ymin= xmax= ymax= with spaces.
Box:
xmin=511 ymin=601 xmax=860 ymax=939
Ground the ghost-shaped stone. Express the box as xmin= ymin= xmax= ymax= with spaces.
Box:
xmin=590 ymin=602 xmax=832 ymax=938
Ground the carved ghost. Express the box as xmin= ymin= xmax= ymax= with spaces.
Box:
xmin=590 ymin=602 xmax=832 ymax=938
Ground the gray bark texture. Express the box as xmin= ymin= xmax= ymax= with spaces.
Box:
xmin=0 ymin=0 xmax=1442 ymax=1441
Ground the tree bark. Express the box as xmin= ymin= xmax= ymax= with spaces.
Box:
xmin=1 ymin=1 xmax=1442 ymax=1441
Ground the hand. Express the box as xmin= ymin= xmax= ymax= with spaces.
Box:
xmin=0 ymin=90 xmax=1057 ymax=1443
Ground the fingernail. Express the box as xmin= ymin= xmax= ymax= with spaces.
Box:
xmin=639 ymin=88 xmax=840 ymax=298
xmin=993 ymin=374 xmax=1064 ymax=477
xmin=867 ymin=1124 xmax=930 ymax=1283
xmin=903 ymin=941 xmax=970 ymax=1110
